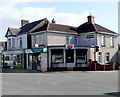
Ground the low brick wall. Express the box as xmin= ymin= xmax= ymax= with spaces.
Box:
xmin=96 ymin=63 xmax=120 ymax=70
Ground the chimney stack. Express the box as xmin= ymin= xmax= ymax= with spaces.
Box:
xmin=87 ymin=15 xmax=95 ymax=23
xmin=21 ymin=19 xmax=29 ymax=26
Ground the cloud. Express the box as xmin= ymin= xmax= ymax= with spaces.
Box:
xmin=0 ymin=0 xmax=95 ymax=41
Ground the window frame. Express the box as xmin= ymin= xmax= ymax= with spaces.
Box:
xmin=110 ymin=36 xmax=114 ymax=47
xmin=101 ymin=35 xmax=106 ymax=47
xmin=19 ymin=37 xmax=22 ymax=48
xmin=106 ymin=53 xmax=110 ymax=64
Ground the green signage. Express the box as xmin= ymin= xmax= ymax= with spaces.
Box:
xmin=31 ymin=48 xmax=47 ymax=53
xmin=32 ymin=48 xmax=43 ymax=53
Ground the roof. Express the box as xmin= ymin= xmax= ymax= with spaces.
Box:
xmin=48 ymin=23 xmax=77 ymax=33
xmin=77 ymin=22 xmax=116 ymax=34
xmin=18 ymin=18 xmax=46 ymax=35
xmin=5 ymin=28 xmax=20 ymax=37
xmin=31 ymin=22 xmax=77 ymax=33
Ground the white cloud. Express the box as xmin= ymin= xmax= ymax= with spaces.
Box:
xmin=0 ymin=0 xmax=95 ymax=41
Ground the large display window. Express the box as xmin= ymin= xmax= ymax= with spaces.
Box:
xmin=51 ymin=49 xmax=63 ymax=63
xmin=76 ymin=49 xmax=87 ymax=63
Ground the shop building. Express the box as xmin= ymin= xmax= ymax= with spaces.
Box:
xmin=0 ymin=42 xmax=7 ymax=68
xmin=2 ymin=15 xmax=119 ymax=71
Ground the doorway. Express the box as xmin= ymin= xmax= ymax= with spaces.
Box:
xmin=66 ymin=49 xmax=74 ymax=70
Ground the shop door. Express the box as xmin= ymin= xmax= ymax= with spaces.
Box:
xmin=66 ymin=49 xmax=74 ymax=70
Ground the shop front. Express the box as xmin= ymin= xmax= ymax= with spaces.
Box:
xmin=2 ymin=50 xmax=25 ymax=69
xmin=48 ymin=45 xmax=90 ymax=71
xmin=28 ymin=48 xmax=47 ymax=71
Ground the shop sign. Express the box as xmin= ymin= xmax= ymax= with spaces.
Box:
xmin=31 ymin=48 xmax=47 ymax=53
xmin=66 ymin=44 xmax=74 ymax=49
xmin=32 ymin=48 xmax=43 ymax=53
xmin=43 ymin=48 xmax=47 ymax=53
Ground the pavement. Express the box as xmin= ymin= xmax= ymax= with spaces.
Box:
xmin=1 ymin=69 xmax=119 ymax=96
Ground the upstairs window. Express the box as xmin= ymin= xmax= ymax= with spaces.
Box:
xmin=110 ymin=37 xmax=114 ymax=47
xmin=66 ymin=36 xmax=69 ymax=44
xmin=86 ymin=35 xmax=94 ymax=39
xmin=74 ymin=36 xmax=77 ymax=44
xmin=8 ymin=39 xmax=11 ymax=48
xmin=12 ymin=38 xmax=15 ymax=48
xmin=19 ymin=37 xmax=22 ymax=48
xmin=101 ymin=35 xmax=105 ymax=46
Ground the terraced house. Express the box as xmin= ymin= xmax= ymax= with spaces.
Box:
xmin=2 ymin=15 xmax=119 ymax=71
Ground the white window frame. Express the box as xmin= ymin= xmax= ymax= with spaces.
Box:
xmin=110 ymin=36 xmax=114 ymax=47
xmin=12 ymin=38 xmax=15 ymax=48
xmin=106 ymin=53 xmax=110 ymax=63
xmin=8 ymin=38 xmax=11 ymax=48
xmin=101 ymin=35 xmax=105 ymax=46
xmin=19 ymin=37 xmax=22 ymax=48
xmin=98 ymin=52 xmax=102 ymax=63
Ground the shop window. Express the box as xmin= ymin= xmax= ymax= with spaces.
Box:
xmin=76 ymin=49 xmax=87 ymax=63
xmin=4 ymin=55 xmax=11 ymax=66
xmin=51 ymin=49 xmax=63 ymax=63
xmin=17 ymin=55 xmax=21 ymax=64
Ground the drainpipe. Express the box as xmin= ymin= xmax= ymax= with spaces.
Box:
xmin=94 ymin=31 xmax=98 ymax=71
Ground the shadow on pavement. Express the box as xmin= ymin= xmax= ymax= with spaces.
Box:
xmin=104 ymin=92 xmax=120 ymax=97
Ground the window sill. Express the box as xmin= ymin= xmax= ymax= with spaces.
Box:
xmin=110 ymin=46 xmax=114 ymax=48
xmin=101 ymin=45 xmax=106 ymax=47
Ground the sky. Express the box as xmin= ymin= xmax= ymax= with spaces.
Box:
xmin=0 ymin=0 xmax=118 ymax=41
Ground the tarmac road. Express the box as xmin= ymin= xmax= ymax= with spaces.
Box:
xmin=1 ymin=69 xmax=119 ymax=96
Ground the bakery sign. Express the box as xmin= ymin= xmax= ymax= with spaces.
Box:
xmin=66 ymin=44 xmax=74 ymax=49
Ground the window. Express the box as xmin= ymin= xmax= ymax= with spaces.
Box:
xmin=76 ymin=49 xmax=87 ymax=63
xmin=51 ymin=49 xmax=63 ymax=63
xmin=86 ymin=35 xmax=94 ymax=39
xmin=98 ymin=52 xmax=102 ymax=63
xmin=74 ymin=36 xmax=77 ymax=44
xmin=19 ymin=37 xmax=22 ymax=48
xmin=101 ymin=35 xmax=105 ymax=46
xmin=34 ymin=34 xmax=44 ymax=45
xmin=66 ymin=36 xmax=69 ymax=44
xmin=8 ymin=39 xmax=11 ymax=48
xmin=17 ymin=55 xmax=21 ymax=64
xmin=66 ymin=36 xmax=73 ymax=44
xmin=110 ymin=37 xmax=114 ymax=47
xmin=106 ymin=53 xmax=110 ymax=63
xmin=12 ymin=38 xmax=15 ymax=48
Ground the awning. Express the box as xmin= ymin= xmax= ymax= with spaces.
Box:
xmin=25 ymin=49 xmax=33 ymax=54
xmin=2 ymin=50 xmax=25 ymax=55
